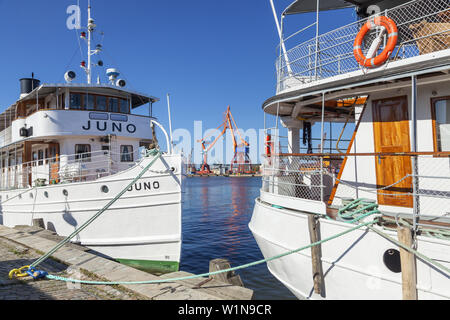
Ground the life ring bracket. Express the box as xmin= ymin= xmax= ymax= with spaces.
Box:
xmin=353 ymin=16 xmax=398 ymax=68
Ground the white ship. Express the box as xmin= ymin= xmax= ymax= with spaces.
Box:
xmin=250 ymin=0 xmax=450 ymax=299
xmin=0 ymin=2 xmax=183 ymax=274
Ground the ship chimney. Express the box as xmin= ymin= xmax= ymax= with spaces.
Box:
xmin=20 ymin=74 xmax=40 ymax=99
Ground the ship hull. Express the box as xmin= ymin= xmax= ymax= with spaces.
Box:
xmin=249 ymin=197 xmax=450 ymax=300
xmin=0 ymin=153 xmax=183 ymax=274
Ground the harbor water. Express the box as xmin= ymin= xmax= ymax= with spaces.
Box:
xmin=180 ymin=176 xmax=297 ymax=300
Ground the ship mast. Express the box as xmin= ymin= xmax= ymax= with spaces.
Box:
xmin=79 ymin=0 xmax=102 ymax=84
xmin=87 ymin=0 xmax=94 ymax=84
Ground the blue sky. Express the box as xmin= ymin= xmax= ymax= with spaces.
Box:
xmin=0 ymin=0 xmax=357 ymax=163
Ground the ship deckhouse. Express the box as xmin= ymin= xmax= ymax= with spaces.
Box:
xmin=0 ymin=79 xmax=160 ymax=189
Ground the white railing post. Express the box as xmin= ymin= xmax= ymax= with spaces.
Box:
xmin=314 ymin=0 xmax=320 ymax=81
xmin=411 ymin=75 xmax=419 ymax=248
xmin=320 ymin=92 xmax=325 ymax=202
xmin=167 ymin=94 xmax=174 ymax=154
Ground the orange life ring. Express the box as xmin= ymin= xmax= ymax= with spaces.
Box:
xmin=353 ymin=16 xmax=398 ymax=68
xmin=265 ymin=134 xmax=272 ymax=157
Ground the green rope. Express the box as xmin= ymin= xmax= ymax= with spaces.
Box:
xmin=426 ymin=229 xmax=450 ymax=239
xmin=343 ymin=209 xmax=380 ymax=224
xmin=339 ymin=198 xmax=365 ymax=213
xmin=44 ymin=219 xmax=379 ymax=285
xmin=1 ymin=186 xmax=37 ymax=205
xmin=381 ymin=216 xmax=450 ymax=240
xmin=29 ymin=149 xmax=161 ymax=269
xmin=337 ymin=198 xmax=380 ymax=224
xmin=28 ymin=193 xmax=450 ymax=287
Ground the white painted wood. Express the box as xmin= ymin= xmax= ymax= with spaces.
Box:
xmin=249 ymin=199 xmax=450 ymax=300
xmin=0 ymin=154 xmax=183 ymax=265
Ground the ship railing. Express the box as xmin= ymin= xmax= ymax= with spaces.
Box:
xmin=262 ymin=155 xmax=328 ymax=201
xmin=264 ymin=127 xmax=352 ymax=156
xmin=0 ymin=149 xmax=145 ymax=191
xmin=276 ymin=0 xmax=450 ymax=92
xmin=261 ymin=152 xmax=450 ymax=218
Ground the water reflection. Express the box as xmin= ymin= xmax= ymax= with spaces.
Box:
xmin=181 ymin=176 xmax=296 ymax=300
xmin=223 ymin=178 xmax=251 ymax=255
xmin=200 ymin=178 xmax=210 ymax=222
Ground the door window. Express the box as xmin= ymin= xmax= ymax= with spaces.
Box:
xmin=432 ymin=97 xmax=450 ymax=152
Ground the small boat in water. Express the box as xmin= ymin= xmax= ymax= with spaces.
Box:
xmin=250 ymin=0 xmax=450 ymax=299
xmin=0 ymin=2 xmax=183 ymax=274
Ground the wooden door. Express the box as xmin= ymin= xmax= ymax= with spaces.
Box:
xmin=372 ymin=96 xmax=413 ymax=208
xmin=48 ymin=142 xmax=60 ymax=184
xmin=22 ymin=141 xmax=32 ymax=187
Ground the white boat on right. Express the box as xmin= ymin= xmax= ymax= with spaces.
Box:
xmin=250 ymin=0 xmax=450 ymax=299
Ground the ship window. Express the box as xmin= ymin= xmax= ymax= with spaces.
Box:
xmin=8 ymin=154 xmax=14 ymax=167
xmin=49 ymin=145 xmax=58 ymax=160
xmin=109 ymin=97 xmax=119 ymax=113
xmin=85 ymin=94 xmax=96 ymax=110
xmin=38 ymin=150 xmax=44 ymax=166
xmin=89 ymin=112 xmax=108 ymax=120
xmin=69 ymin=93 xmax=82 ymax=110
xmin=120 ymin=99 xmax=129 ymax=114
xmin=75 ymin=144 xmax=91 ymax=162
xmin=120 ymin=145 xmax=134 ymax=162
xmin=432 ymin=97 xmax=450 ymax=152
xmin=32 ymin=151 xmax=38 ymax=166
xmin=60 ymin=93 xmax=65 ymax=109
xmin=97 ymin=96 xmax=108 ymax=112
xmin=110 ymin=114 xmax=128 ymax=122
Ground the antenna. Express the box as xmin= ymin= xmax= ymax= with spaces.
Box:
xmin=167 ymin=94 xmax=174 ymax=154
xmin=87 ymin=1 xmax=91 ymax=83
xmin=269 ymin=0 xmax=292 ymax=75
xmin=84 ymin=0 xmax=101 ymax=84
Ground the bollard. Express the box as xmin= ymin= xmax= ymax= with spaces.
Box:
xmin=209 ymin=258 xmax=244 ymax=287
xmin=32 ymin=218 xmax=45 ymax=229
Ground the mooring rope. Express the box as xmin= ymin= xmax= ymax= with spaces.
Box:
xmin=44 ymin=219 xmax=379 ymax=285
xmin=10 ymin=186 xmax=449 ymax=285
xmin=381 ymin=216 xmax=450 ymax=241
xmin=44 ymin=215 xmax=449 ymax=285
xmin=336 ymin=198 xmax=380 ymax=224
xmin=0 ymin=186 xmax=38 ymax=205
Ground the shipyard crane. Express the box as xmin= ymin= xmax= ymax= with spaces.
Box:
xmin=197 ymin=106 xmax=252 ymax=175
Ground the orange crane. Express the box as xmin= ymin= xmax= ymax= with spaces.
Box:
xmin=197 ymin=106 xmax=252 ymax=175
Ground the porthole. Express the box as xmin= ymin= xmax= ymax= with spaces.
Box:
xmin=62 ymin=189 xmax=68 ymax=197
xmin=383 ymin=249 xmax=401 ymax=273
xmin=44 ymin=191 xmax=49 ymax=198
xmin=101 ymin=185 xmax=109 ymax=193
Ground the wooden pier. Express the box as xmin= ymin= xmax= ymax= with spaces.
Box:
xmin=0 ymin=224 xmax=253 ymax=300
